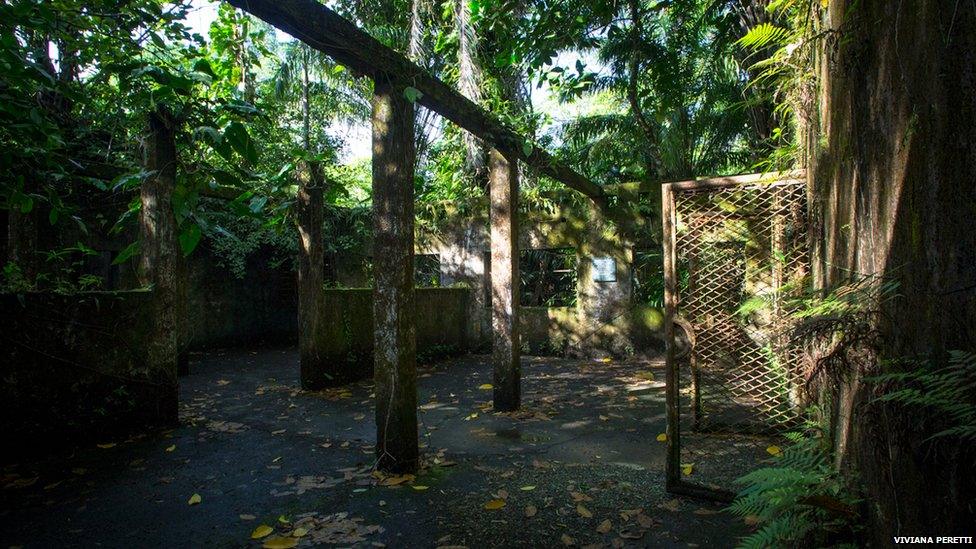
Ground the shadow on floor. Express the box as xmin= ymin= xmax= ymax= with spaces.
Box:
xmin=0 ymin=347 xmax=747 ymax=548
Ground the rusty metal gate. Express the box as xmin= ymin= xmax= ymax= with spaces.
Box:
xmin=662 ymin=172 xmax=809 ymax=501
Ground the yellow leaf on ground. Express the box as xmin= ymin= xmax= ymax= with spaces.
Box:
xmin=478 ymin=383 xmax=493 ymax=390
xmin=576 ymin=504 xmax=593 ymax=518
xmin=525 ymin=504 xmax=538 ymax=517
xmin=96 ymin=443 xmax=116 ymax=449
xmin=411 ymin=485 xmax=429 ymax=491
xmin=656 ymin=433 xmax=667 ymax=442
xmin=251 ymin=525 xmax=274 ymax=539
xmin=561 ymin=533 xmax=576 ymax=545
xmin=681 ymin=463 xmax=694 ymax=476
xmin=379 ymin=474 xmax=415 ymax=486
xmin=520 ymin=485 xmax=536 ymax=491
xmin=277 ymin=515 xmax=290 ymax=524
xmin=484 ymin=499 xmax=506 ymax=510
xmin=165 ymin=445 xmax=176 ymax=452
xmin=596 ymin=519 xmax=612 ymax=534
xmin=240 ymin=514 xmax=256 ymax=521
xmin=464 ymin=413 xmax=478 ymax=421
xmin=766 ymin=445 xmax=782 ymax=457
xmin=262 ymin=536 xmax=299 ymax=549
xmin=187 ymin=493 xmax=201 ymax=505
xmin=291 ymin=527 xmax=308 ymax=538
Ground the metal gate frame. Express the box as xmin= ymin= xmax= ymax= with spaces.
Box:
xmin=662 ymin=171 xmax=808 ymax=502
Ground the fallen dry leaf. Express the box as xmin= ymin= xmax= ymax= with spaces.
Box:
xmin=96 ymin=443 xmax=116 ymax=449
xmin=596 ymin=519 xmax=612 ymax=534
xmin=478 ymin=384 xmax=493 ymax=390
xmin=520 ymin=485 xmax=536 ymax=491
xmin=187 ymin=493 xmax=201 ymax=505
xmin=655 ymin=433 xmax=667 ymax=442
xmin=570 ymin=491 xmax=592 ymax=502
xmin=576 ymin=504 xmax=593 ymax=518
xmin=766 ymin=445 xmax=782 ymax=457
xmin=681 ymin=463 xmax=694 ymax=476
xmin=524 ymin=505 xmax=538 ymax=517
xmin=411 ymin=485 xmax=429 ymax=491
xmin=484 ymin=499 xmax=506 ymax=510
xmin=251 ymin=525 xmax=274 ymax=539
xmin=240 ymin=514 xmax=256 ymax=521
xmin=262 ymin=536 xmax=299 ymax=549
xmin=561 ymin=533 xmax=576 ymax=546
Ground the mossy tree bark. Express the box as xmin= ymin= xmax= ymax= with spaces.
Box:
xmin=138 ymin=108 xmax=180 ymax=418
xmin=297 ymin=160 xmax=329 ymax=389
xmin=372 ymin=77 xmax=419 ymax=473
xmin=490 ymin=148 xmax=520 ymax=411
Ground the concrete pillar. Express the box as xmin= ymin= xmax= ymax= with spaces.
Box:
xmin=371 ymin=77 xmax=418 ymax=473
xmin=489 ymin=148 xmax=520 ymax=411
xmin=138 ymin=108 xmax=179 ymax=421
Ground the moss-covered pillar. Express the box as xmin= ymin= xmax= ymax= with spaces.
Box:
xmin=490 ymin=148 xmax=520 ymax=411
xmin=297 ymin=160 xmax=329 ymax=389
xmin=371 ymin=77 xmax=418 ymax=473
xmin=138 ymin=108 xmax=179 ymax=422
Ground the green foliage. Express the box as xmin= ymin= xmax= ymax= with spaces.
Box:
xmin=872 ymin=351 xmax=976 ymax=442
xmin=736 ymin=0 xmax=826 ymax=171
xmin=729 ymin=428 xmax=860 ymax=549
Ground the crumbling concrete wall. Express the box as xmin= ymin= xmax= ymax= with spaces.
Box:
xmin=308 ymin=287 xmax=472 ymax=385
xmin=423 ymin=186 xmax=666 ymax=357
xmin=185 ymin=243 xmax=298 ymax=349
xmin=0 ymin=291 xmax=177 ymax=455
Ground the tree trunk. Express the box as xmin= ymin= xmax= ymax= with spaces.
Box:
xmin=139 ymin=109 xmax=180 ymax=415
xmin=297 ymin=160 xmax=328 ymax=388
xmin=456 ymin=0 xmax=487 ymax=183
xmin=6 ymin=179 xmax=38 ymax=282
xmin=490 ymin=148 xmax=520 ymax=411
xmin=372 ymin=76 xmax=419 ymax=473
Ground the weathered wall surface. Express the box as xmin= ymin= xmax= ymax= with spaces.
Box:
xmin=521 ymin=305 xmax=667 ymax=356
xmin=424 ymin=188 xmax=666 ymax=358
xmin=185 ymin=244 xmax=298 ymax=349
xmin=810 ymin=0 xmax=975 ymax=540
xmin=0 ymin=291 xmax=178 ymax=454
xmin=309 ymin=287 xmax=472 ymax=385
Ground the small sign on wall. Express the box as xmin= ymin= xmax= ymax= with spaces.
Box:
xmin=591 ymin=256 xmax=616 ymax=282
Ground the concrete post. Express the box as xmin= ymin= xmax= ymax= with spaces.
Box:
xmin=371 ymin=77 xmax=419 ymax=473
xmin=489 ymin=148 xmax=520 ymax=411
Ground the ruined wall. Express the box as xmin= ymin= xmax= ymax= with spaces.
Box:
xmin=424 ymin=189 xmax=666 ymax=358
xmin=810 ymin=0 xmax=975 ymax=540
xmin=0 ymin=291 xmax=178 ymax=454
xmin=185 ymin=243 xmax=298 ymax=349
xmin=314 ymin=287 xmax=472 ymax=383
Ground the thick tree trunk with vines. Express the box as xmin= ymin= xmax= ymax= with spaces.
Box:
xmin=810 ymin=0 xmax=976 ymax=541
xmin=372 ymin=77 xmax=419 ymax=473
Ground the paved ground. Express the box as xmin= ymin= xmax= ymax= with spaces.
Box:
xmin=0 ymin=347 xmax=748 ymax=548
